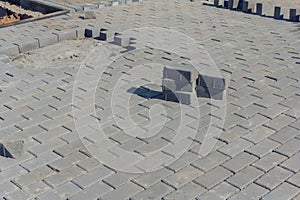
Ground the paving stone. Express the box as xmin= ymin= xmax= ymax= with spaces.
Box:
xmin=163 ymin=166 xmax=202 ymax=189
xmin=222 ymin=152 xmax=258 ymax=173
xmin=0 ymin=181 xmax=19 ymax=197
xmin=164 ymin=182 xmax=206 ymax=200
xmin=13 ymin=38 xmax=39 ymax=53
xmin=20 ymin=151 xmax=61 ymax=172
xmin=245 ymin=138 xmax=281 ymax=158
xmin=287 ymin=172 xmax=300 ymax=188
xmin=99 ymin=182 xmax=142 ymax=200
xmin=44 ymin=166 xmax=85 ymax=188
xmin=23 ymin=181 xmax=50 ymax=196
xmin=255 ymin=166 xmax=293 ymax=190
xmin=218 ymin=125 xmax=248 ymax=143
xmin=264 ymin=114 xmax=295 ymax=131
xmin=198 ymin=182 xmax=239 ymax=200
xmin=133 ymin=168 xmax=173 ymax=189
xmin=280 ymin=152 xmax=300 ymax=173
xmin=103 ymin=172 xmax=138 ymax=189
xmin=275 ymin=138 xmax=300 ymax=157
xmin=35 ymin=34 xmax=59 ymax=48
xmin=52 ymin=29 xmax=77 ymax=42
xmin=262 ymin=182 xmax=299 ymax=200
xmin=228 ymin=183 xmax=269 ymax=200
xmin=4 ymin=189 xmax=31 ymax=200
xmin=269 ymin=126 xmax=300 ymax=144
xmin=252 ymin=152 xmax=287 ymax=172
xmin=191 ymin=151 xmax=230 ymax=172
xmin=193 ymin=166 xmax=232 ymax=189
xmin=69 ymin=181 xmax=112 ymax=200
xmin=239 ymin=114 xmax=270 ymax=130
xmin=131 ymin=181 xmax=174 ymax=200
xmin=226 ymin=166 xmax=264 ymax=189
xmin=242 ymin=126 xmax=275 ymax=144
xmin=218 ymin=138 xmax=253 ymax=158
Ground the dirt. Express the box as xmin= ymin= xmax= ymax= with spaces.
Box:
xmin=13 ymin=38 xmax=104 ymax=69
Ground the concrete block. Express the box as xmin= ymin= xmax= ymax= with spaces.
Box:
xmin=162 ymin=78 xmax=176 ymax=91
xmin=256 ymin=3 xmax=263 ymax=15
xmin=84 ymin=11 xmax=96 ymax=19
xmin=196 ymin=86 xmax=224 ymax=100
xmin=242 ymin=1 xmax=250 ymax=13
xmin=274 ymin=6 xmax=283 ymax=19
xmin=13 ymin=39 xmax=39 ymax=53
xmin=52 ymin=29 xmax=77 ymax=42
xmin=289 ymin=9 xmax=299 ymax=22
xmin=163 ymin=65 xmax=198 ymax=82
xmin=99 ymin=28 xmax=108 ymax=41
xmin=214 ymin=0 xmax=219 ymax=7
xmin=113 ymin=33 xmax=130 ymax=47
xmin=0 ymin=43 xmax=19 ymax=56
xmin=35 ymin=34 xmax=58 ymax=48
xmin=197 ymin=75 xmax=227 ymax=90
xmin=84 ymin=26 xmax=100 ymax=38
xmin=163 ymin=90 xmax=178 ymax=102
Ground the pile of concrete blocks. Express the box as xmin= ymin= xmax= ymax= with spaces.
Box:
xmin=162 ymin=65 xmax=228 ymax=104
xmin=162 ymin=65 xmax=198 ymax=105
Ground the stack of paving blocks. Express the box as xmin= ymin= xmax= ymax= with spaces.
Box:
xmin=196 ymin=74 xmax=228 ymax=100
xmin=162 ymin=65 xmax=198 ymax=105
xmin=162 ymin=65 xmax=228 ymax=104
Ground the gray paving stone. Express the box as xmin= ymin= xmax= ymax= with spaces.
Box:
xmin=262 ymin=182 xmax=299 ymax=200
xmin=72 ymin=165 xmax=114 ymax=189
xmin=228 ymin=183 xmax=268 ymax=200
xmin=13 ymin=38 xmax=39 ymax=53
xmin=242 ymin=126 xmax=275 ymax=144
xmin=275 ymin=138 xmax=300 ymax=157
xmin=44 ymin=166 xmax=85 ymax=188
xmin=280 ymin=152 xmax=300 ymax=173
xmin=164 ymin=182 xmax=206 ymax=200
xmin=246 ymin=138 xmax=281 ymax=158
xmin=264 ymin=114 xmax=295 ymax=131
xmin=239 ymin=114 xmax=270 ymax=130
xmin=35 ymin=34 xmax=59 ymax=48
xmin=222 ymin=152 xmax=258 ymax=173
xmin=252 ymin=152 xmax=287 ymax=172
xmin=133 ymin=168 xmax=173 ymax=189
xmin=287 ymin=172 xmax=300 ymax=188
xmin=0 ymin=42 xmax=19 ymax=56
xmin=52 ymin=29 xmax=77 ymax=42
xmin=4 ymin=189 xmax=31 ymax=200
xmin=163 ymin=166 xmax=202 ymax=189
xmin=193 ymin=166 xmax=232 ymax=189
xmin=218 ymin=138 xmax=253 ymax=158
xmin=191 ymin=151 xmax=230 ymax=172
xmin=131 ymin=181 xmax=174 ymax=200
xmin=198 ymin=182 xmax=239 ymax=200
xmin=269 ymin=126 xmax=300 ymax=144
xmin=255 ymin=166 xmax=293 ymax=190
xmin=69 ymin=181 xmax=112 ymax=200
xmin=226 ymin=166 xmax=264 ymax=189
xmin=99 ymin=182 xmax=142 ymax=200
xmin=103 ymin=173 xmax=138 ymax=189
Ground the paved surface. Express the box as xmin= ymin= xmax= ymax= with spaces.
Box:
xmin=0 ymin=0 xmax=300 ymax=199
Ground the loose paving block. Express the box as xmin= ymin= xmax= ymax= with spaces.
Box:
xmin=289 ymin=9 xmax=299 ymax=22
xmin=113 ymin=33 xmax=130 ymax=47
xmin=193 ymin=166 xmax=232 ymax=189
xmin=256 ymin=3 xmax=263 ymax=15
xmin=99 ymin=29 xmax=109 ymax=41
xmin=84 ymin=25 xmax=100 ymax=38
xmin=274 ymin=6 xmax=283 ymax=20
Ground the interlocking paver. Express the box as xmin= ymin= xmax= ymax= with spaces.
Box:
xmin=252 ymin=152 xmax=287 ymax=172
xmin=222 ymin=152 xmax=258 ymax=173
xmin=262 ymin=182 xmax=299 ymax=200
xmin=194 ymin=166 xmax=232 ymax=189
xmin=256 ymin=166 xmax=293 ymax=190
xmin=226 ymin=166 xmax=264 ymax=189
xmin=191 ymin=151 xmax=230 ymax=172
xmin=197 ymin=182 xmax=239 ymax=200
xmin=163 ymin=166 xmax=203 ymax=189
xmin=228 ymin=183 xmax=269 ymax=200
xmin=280 ymin=152 xmax=300 ymax=173
xmin=218 ymin=138 xmax=253 ymax=158
xmin=245 ymin=138 xmax=281 ymax=158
